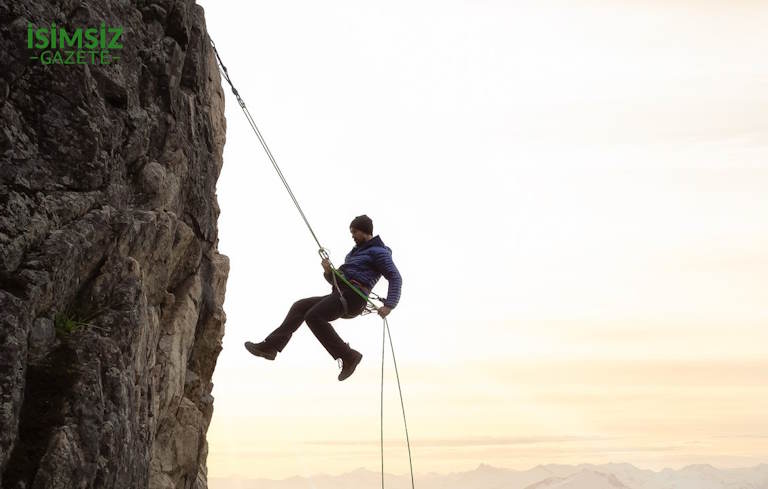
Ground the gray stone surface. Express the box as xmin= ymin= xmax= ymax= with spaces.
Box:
xmin=0 ymin=1 xmax=229 ymax=488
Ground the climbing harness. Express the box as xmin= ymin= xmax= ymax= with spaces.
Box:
xmin=328 ymin=266 xmax=386 ymax=319
xmin=210 ymin=38 xmax=415 ymax=489
xmin=329 ymin=270 xmax=357 ymax=319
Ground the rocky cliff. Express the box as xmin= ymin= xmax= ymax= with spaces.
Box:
xmin=0 ymin=1 xmax=229 ymax=488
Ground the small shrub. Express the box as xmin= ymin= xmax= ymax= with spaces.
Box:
xmin=54 ymin=312 xmax=86 ymax=336
xmin=53 ymin=308 xmax=111 ymax=337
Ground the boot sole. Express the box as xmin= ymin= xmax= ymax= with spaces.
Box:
xmin=245 ymin=341 xmax=276 ymax=360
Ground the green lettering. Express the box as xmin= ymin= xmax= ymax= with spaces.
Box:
xmin=59 ymin=28 xmax=82 ymax=49
xmin=100 ymin=22 xmax=106 ymax=49
xmin=40 ymin=50 xmax=53 ymax=64
xmin=108 ymin=27 xmax=123 ymax=49
xmin=84 ymin=28 xmax=98 ymax=49
xmin=34 ymin=27 xmax=49 ymax=49
xmin=27 ymin=23 xmax=34 ymax=49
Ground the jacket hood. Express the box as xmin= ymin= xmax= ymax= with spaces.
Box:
xmin=353 ymin=234 xmax=389 ymax=252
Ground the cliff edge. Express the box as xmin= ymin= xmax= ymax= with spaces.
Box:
xmin=0 ymin=1 xmax=229 ymax=488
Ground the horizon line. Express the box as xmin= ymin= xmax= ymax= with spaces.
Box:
xmin=208 ymin=460 xmax=768 ymax=482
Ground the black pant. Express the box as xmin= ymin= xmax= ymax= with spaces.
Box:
xmin=263 ymin=276 xmax=367 ymax=359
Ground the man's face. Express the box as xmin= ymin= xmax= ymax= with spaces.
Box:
xmin=350 ymin=227 xmax=368 ymax=245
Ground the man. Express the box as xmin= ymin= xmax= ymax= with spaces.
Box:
xmin=244 ymin=215 xmax=403 ymax=381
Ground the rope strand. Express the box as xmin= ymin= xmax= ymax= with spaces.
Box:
xmin=381 ymin=318 xmax=386 ymax=489
xmin=210 ymin=36 xmax=415 ymax=489
xmin=211 ymin=39 xmax=324 ymax=250
xmin=385 ymin=318 xmax=416 ymax=489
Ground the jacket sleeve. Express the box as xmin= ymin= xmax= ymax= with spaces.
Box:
xmin=372 ymin=249 xmax=402 ymax=308
xmin=325 ymin=263 xmax=345 ymax=286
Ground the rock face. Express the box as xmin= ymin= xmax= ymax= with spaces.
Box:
xmin=0 ymin=1 xmax=229 ymax=488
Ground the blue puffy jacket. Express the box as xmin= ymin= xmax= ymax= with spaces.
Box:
xmin=337 ymin=235 xmax=402 ymax=308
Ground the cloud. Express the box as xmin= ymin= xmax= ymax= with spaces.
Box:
xmin=711 ymin=434 xmax=768 ymax=439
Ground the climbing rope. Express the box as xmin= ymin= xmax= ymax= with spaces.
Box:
xmin=209 ymin=37 xmax=415 ymax=489
xmin=210 ymin=40 xmax=323 ymax=250
xmin=382 ymin=317 xmax=416 ymax=489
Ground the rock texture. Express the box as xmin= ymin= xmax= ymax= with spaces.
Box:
xmin=0 ymin=1 xmax=229 ymax=488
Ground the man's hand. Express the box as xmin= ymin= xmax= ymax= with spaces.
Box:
xmin=378 ymin=305 xmax=392 ymax=318
xmin=321 ymin=258 xmax=331 ymax=274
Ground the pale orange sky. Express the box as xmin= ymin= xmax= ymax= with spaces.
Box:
xmin=199 ymin=0 xmax=768 ymax=480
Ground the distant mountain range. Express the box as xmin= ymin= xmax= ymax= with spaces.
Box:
xmin=209 ymin=462 xmax=768 ymax=489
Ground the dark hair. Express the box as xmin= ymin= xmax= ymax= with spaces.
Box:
xmin=349 ymin=214 xmax=373 ymax=235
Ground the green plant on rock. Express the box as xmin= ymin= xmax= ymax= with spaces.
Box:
xmin=54 ymin=312 xmax=83 ymax=335
xmin=53 ymin=305 xmax=111 ymax=337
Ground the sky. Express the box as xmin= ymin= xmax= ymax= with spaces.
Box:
xmin=196 ymin=0 xmax=768 ymax=481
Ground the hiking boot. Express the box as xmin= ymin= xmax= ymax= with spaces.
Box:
xmin=245 ymin=341 xmax=277 ymax=360
xmin=337 ymin=348 xmax=363 ymax=381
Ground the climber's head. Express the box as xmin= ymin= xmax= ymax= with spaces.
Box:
xmin=350 ymin=214 xmax=373 ymax=245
